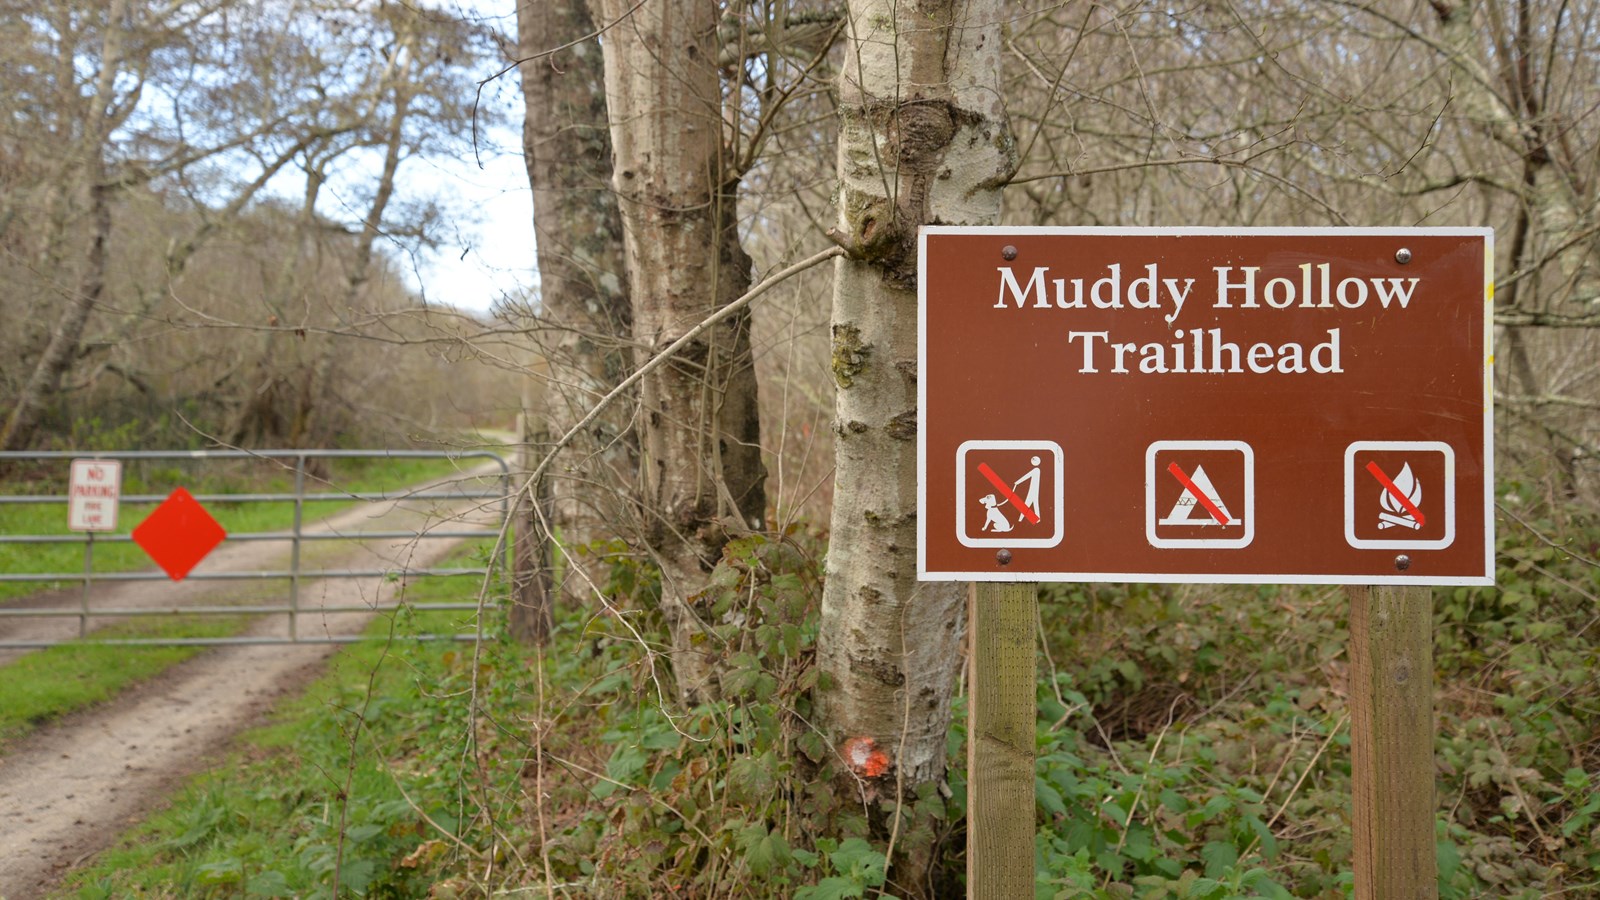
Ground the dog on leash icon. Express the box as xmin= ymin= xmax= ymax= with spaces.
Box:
xmin=956 ymin=441 xmax=1064 ymax=549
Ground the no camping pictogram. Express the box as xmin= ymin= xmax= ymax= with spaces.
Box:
xmin=1146 ymin=441 xmax=1254 ymax=549
xmin=956 ymin=440 xmax=1064 ymax=549
xmin=1162 ymin=462 xmax=1233 ymax=526
xmin=1344 ymin=441 xmax=1455 ymax=550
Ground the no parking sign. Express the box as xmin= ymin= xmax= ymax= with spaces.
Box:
xmin=68 ymin=459 xmax=122 ymax=532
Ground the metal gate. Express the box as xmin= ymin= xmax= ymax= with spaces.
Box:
xmin=0 ymin=449 xmax=511 ymax=648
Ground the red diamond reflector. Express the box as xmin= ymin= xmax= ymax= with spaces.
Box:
xmin=132 ymin=487 xmax=227 ymax=581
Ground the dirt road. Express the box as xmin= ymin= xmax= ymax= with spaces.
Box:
xmin=0 ymin=462 xmax=510 ymax=898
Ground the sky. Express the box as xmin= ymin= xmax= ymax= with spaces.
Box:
xmin=397 ymin=14 xmax=537 ymax=317
xmin=128 ymin=0 xmax=541 ymax=317
xmin=400 ymin=131 xmax=537 ymax=315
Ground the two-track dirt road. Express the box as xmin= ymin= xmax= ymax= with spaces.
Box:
xmin=0 ymin=461 xmax=511 ymax=898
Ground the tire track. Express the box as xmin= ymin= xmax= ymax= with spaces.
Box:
xmin=0 ymin=463 xmax=509 ymax=897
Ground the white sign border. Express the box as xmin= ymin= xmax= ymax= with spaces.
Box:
xmin=915 ymin=225 xmax=1495 ymax=586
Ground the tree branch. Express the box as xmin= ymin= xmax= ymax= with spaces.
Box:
xmin=1497 ymin=307 xmax=1600 ymax=328
xmin=524 ymin=245 xmax=844 ymax=492
xmin=1496 ymin=392 xmax=1600 ymax=411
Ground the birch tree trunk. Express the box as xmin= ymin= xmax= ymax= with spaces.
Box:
xmin=817 ymin=0 xmax=1014 ymax=813
xmin=517 ymin=0 xmax=632 ymax=608
xmin=590 ymin=0 xmax=767 ymax=705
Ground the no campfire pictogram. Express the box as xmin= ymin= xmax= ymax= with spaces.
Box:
xmin=1366 ymin=461 xmax=1425 ymax=529
xmin=956 ymin=440 xmax=1064 ymax=549
xmin=1146 ymin=441 xmax=1254 ymax=549
xmin=1345 ymin=441 xmax=1456 ymax=550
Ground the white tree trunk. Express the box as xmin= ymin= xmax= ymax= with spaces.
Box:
xmin=817 ymin=0 xmax=1015 ymax=799
xmin=590 ymin=0 xmax=766 ymax=704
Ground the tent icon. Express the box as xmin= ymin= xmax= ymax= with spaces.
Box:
xmin=1159 ymin=464 xmax=1235 ymax=526
xmin=1146 ymin=441 xmax=1254 ymax=549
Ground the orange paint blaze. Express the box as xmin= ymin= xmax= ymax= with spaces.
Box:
xmin=842 ymin=736 xmax=892 ymax=778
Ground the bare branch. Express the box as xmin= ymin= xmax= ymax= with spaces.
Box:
xmin=1498 ymin=308 xmax=1600 ymax=328
xmin=526 ymin=246 xmax=844 ymax=492
xmin=1497 ymin=392 xmax=1600 ymax=410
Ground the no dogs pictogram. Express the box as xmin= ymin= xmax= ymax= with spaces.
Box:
xmin=1146 ymin=441 xmax=1254 ymax=549
xmin=956 ymin=441 xmax=1063 ymax=549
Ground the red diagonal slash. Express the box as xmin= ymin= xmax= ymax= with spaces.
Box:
xmin=1365 ymin=461 xmax=1426 ymax=528
xmin=1166 ymin=462 xmax=1230 ymax=525
xmin=977 ymin=462 xmax=1040 ymax=524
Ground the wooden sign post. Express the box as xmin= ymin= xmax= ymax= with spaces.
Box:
xmin=967 ymin=581 xmax=1038 ymax=898
xmin=919 ymin=228 xmax=1490 ymax=896
xmin=1348 ymin=584 xmax=1437 ymax=899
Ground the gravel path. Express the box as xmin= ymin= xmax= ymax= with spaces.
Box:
xmin=0 ymin=462 xmax=510 ymax=898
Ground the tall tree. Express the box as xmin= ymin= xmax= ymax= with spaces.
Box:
xmin=516 ymin=0 xmax=632 ymax=608
xmin=1 ymin=0 xmax=135 ymax=450
xmin=816 ymin=0 xmax=1015 ymax=842
xmin=0 ymin=0 xmax=489 ymax=451
xmin=588 ymin=0 xmax=767 ymax=703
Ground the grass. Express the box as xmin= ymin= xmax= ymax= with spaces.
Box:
xmin=0 ymin=615 xmax=247 ymax=745
xmin=57 ymin=547 xmax=509 ymax=899
xmin=47 ymin=510 xmax=1600 ymax=897
xmin=0 ymin=452 xmax=505 ymax=749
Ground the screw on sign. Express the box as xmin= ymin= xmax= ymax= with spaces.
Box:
xmin=132 ymin=487 xmax=227 ymax=581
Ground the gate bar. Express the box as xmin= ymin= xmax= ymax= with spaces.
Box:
xmin=0 ymin=449 xmax=511 ymax=461
xmin=0 ymin=490 xmax=504 ymax=504
xmin=290 ymin=453 xmax=305 ymax=642
xmin=0 ymin=530 xmax=501 ymax=545
xmin=0 ymin=634 xmax=483 ymax=648
xmin=80 ymin=532 xmax=93 ymax=639
xmin=0 ymin=603 xmax=489 ymax=617
xmin=0 ymin=567 xmax=489 ymax=583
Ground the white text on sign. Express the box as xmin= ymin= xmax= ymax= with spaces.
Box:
xmin=994 ymin=262 xmax=1425 ymax=376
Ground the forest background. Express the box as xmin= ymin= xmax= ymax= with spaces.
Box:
xmin=3 ymin=0 xmax=1599 ymax=896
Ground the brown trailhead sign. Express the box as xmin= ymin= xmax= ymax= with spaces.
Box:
xmin=917 ymin=227 xmax=1493 ymax=585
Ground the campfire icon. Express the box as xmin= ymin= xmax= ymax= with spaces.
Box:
xmin=1345 ymin=442 xmax=1454 ymax=552
xmin=1378 ymin=463 xmax=1423 ymax=530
